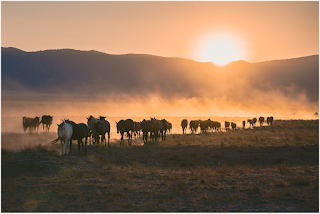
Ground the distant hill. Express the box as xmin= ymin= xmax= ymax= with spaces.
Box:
xmin=2 ymin=47 xmax=319 ymax=103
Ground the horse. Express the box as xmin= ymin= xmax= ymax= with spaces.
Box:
xmin=253 ymin=118 xmax=258 ymax=126
xmin=247 ymin=119 xmax=255 ymax=128
xmin=160 ymin=119 xmax=168 ymax=141
xmin=242 ymin=121 xmax=246 ymax=129
xmin=189 ymin=120 xmax=200 ymax=133
xmin=151 ymin=118 xmax=163 ymax=142
xmin=200 ymin=119 xmax=211 ymax=132
xmin=225 ymin=121 xmax=230 ymax=131
xmin=181 ymin=119 xmax=188 ymax=134
xmin=30 ymin=117 xmax=40 ymax=132
xmin=93 ymin=118 xmax=110 ymax=147
xmin=56 ymin=121 xmax=73 ymax=156
xmin=212 ymin=121 xmax=221 ymax=132
xmin=267 ymin=116 xmax=274 ymax=125
xmin=100 ymin=117 xmax=110 ymax=147
xmin=22 ymin=116 xmax=40 ymax=132
xmin=23 ymin=117 xmax=32 ymax=132
xmin=87 ymin=115 xmax=99 ymax=145
xmin=116 ymin=119 xmax=134 ymax=146
xmin=259 ymin=117 xmax=265 ymax=126
xmin=141 ymin=119 xmax=154 ymax=144
xmin=133 ymin=121 xmax=141 ymax=137
xmin=167 ymin=122 xmax=172 ymax=135
xmin=231 ymin=122 xmax=237 ymax=130
xmin=40 ymin=115 xmax=53 ymax=132
xmin=65 ymin=119 xmax=89 ymax=154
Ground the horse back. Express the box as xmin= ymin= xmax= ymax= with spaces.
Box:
xmin=102 ymin=120 xmax=110 ymax=132
xmin=58 ymin=123 xmax=73 ymax=140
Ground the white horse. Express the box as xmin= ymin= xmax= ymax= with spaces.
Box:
xmin=57 ymin=121 xmax=73 ymax=156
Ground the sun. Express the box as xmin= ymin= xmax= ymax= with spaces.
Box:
xmin=194 ymin=34 xmax=245 ymax=66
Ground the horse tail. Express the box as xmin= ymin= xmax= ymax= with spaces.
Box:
xmin=50 ymin=137 xmax=60 ymax=144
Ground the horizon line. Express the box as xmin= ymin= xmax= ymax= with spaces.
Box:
xmin=2 ymin=46 xmax=319 ymax=65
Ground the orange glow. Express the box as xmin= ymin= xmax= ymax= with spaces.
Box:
xmin=194 ymin=34 xmax=247 ymax=66
xmin=1 ymin=2 xmax=318 ymax=63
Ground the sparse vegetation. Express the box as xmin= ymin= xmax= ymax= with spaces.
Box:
xmin=1 ymin=120 xmax=319 ymax=211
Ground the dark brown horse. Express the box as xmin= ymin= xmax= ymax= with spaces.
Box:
xmin=64 ymin=119 xmax=89 ymax=154
xmin=116 ymin=119 xmax=134 ymax=146
xmin=181 ymin=119 xmax=188 ymax=134
xmin=167 ymin=122 xmax=172 ymax=134
xmin=189 ymin=120 xmax=200 ymax=133
xmin=151 ymin=118 xmax=163 ymax=142
xmin=40 ymin=115 xmax=53 ymax=132
xmin=133 ymin=121 xmax=141 ymax=137
xmin=212 ymin=121 xmax=221 ymax=132
xmin=141 ymin=119 xmax=154 ymax=144
xmin=93 ymin=118 xmax=110 ymax=148
xmin=160 ymin=119 xmax=168 ymax=141
xmin=22 ymin=116 xmax=40 ymax=133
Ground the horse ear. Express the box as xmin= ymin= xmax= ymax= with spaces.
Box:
xmin=115 ymin=121 xmax=117 ymax=124
xmin=57 ymin=124 xmax=59 ymax=126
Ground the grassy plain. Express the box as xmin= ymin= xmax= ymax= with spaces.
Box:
xmin=1 ymin=119 xmax=319 ymax=211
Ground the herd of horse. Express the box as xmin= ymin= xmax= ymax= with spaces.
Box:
xmin=22 ymin=115 xmax=53 ymax=132
xmin=22 ymin=115 xmax=273 ymax=156
xmin=43 ymin=116 xmax=173 ymax=155
xmin=181 ymin=116 xmax=274 ymax=134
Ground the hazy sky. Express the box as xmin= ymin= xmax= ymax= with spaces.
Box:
xmin=1 ymin=1 xmax=319 ymax=63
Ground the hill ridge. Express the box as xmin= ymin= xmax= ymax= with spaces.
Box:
xmin=2 ymin=47 xmax=318 ymax=103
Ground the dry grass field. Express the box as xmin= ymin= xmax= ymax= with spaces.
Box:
xmin=1 ymin=119 xmax=319 ymax=212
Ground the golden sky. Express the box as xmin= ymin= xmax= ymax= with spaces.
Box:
xmin=1 ymin=1 xmax=319 ymax=63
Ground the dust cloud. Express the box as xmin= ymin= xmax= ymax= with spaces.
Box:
xmin=2 ymin=88 xmax=318 ymax=134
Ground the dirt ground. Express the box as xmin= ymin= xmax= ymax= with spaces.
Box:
xmin=1 ymin=120 xmax=319 ymax=212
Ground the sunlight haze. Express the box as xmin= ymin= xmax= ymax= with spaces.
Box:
xmin=1 ymin=1 xmax=319 ymax=120
xmin=1 ymin=1 xmax=318 ymax=63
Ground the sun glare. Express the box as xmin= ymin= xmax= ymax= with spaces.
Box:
xmin=195 ymin=34 xmax=245 ymax=66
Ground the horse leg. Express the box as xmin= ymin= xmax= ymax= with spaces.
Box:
xmin=84 ymin=137 xmax=87 ymax=154
xmin=60 ymin=140 xmax=64 ymax=156
xmin=108 ymin=132 xmax=110 ymax=148
xmin=128 ymin=131 xmax=131 ymax=146
xmin=69 ymin=140 xmax=72 ymax=154
xmin=78 ymin=139 xmax=81 ymax=154
xmin=103 ymin=134 xmax=106 ymax=148
xmin=142 ymin=132 xmax=146 ymax=144
xmin=146 ymin=132 xmax=149 ymax=144
xmin=120 ymin=132 xmax=124 ymax=146
xmin=65 ymin=139 xmax=69 ymax=156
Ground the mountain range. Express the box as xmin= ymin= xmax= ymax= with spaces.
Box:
xmin=2 ymin=47 xmax=319 ymax=103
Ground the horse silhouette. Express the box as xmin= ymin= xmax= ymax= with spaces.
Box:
xmin=116 ymin=119 xmax=134 ymax=146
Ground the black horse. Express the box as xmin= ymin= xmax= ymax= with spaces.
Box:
xmin=64 ymin=120 xmax=89 ymax=154
xmin=141 ymin=119 xmax=154 ymax=144
xmin=93 ymin=119 xmax=110 ymax=148
xmin=181 ymin=119 xmax=188 ymax=134
xmin=160 ymin=119 xmax=168 ymax=141
xmin=116 ymin=119 xmax=134 ymax=146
